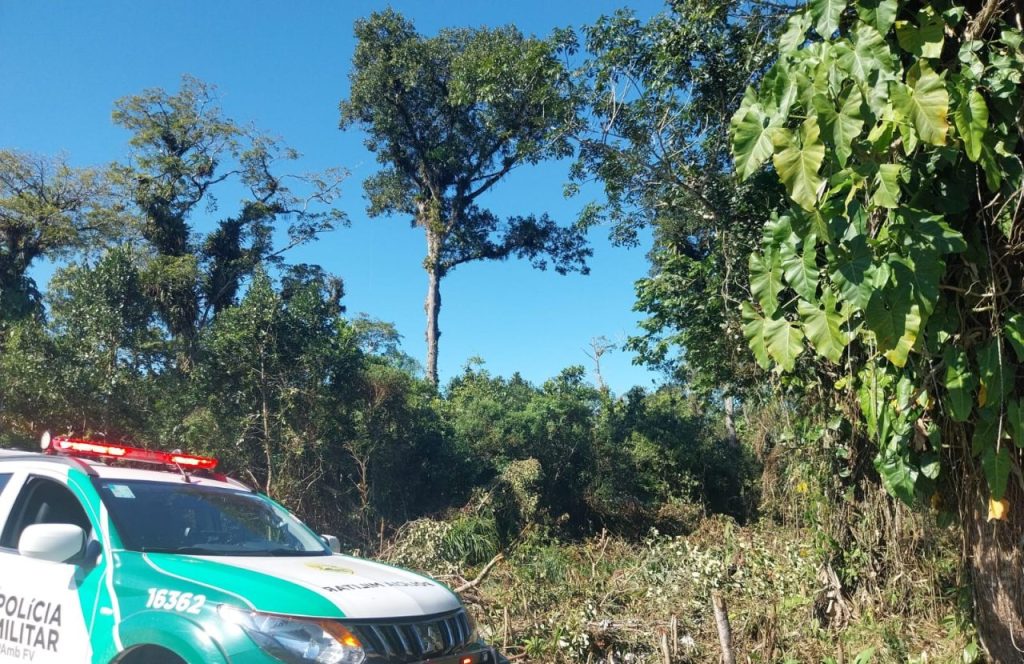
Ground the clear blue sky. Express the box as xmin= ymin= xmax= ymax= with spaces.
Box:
xmin=0 ymin=0 xmax=667 ymax=393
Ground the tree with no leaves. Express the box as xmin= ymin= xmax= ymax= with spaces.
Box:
xmin=340 ymin=10 xmax=591 ymax=385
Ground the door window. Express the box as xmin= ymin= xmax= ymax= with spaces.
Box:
xmin=0 ymin=476 xmax=92 ymax=551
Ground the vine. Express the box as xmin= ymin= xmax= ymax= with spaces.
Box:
xmin=732 ymin=0 xmax=1022 ymax=508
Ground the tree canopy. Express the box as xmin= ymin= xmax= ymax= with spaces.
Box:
xmin=573 ymin=0 xmax=786 ymax=395
xmin=113 ymin=75 xmax=346 ymax=369
xmin=0 ymin=150 xmax=119 ymax=323
xmin=340 ymin=10 xmax=591 ymax=384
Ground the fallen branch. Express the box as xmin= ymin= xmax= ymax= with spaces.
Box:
xmin=456 ymin=553 xmax=505 ymax=593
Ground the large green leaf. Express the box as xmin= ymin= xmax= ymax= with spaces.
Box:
xmin=954 ymin=89 xmax=989 ymax=162
xmin=972 ymin=407 xmax=1000 ymax=456
xmin=1005 ymin=313 xmax=1024 ymax=362
xmin=857 ymin=363 xmax=897 ymax=440
xmin=781 ymin=233 xmax=819 ymax=301
xmin=763 ymin=63 xmax=801 ymax=119
xmin=1008 ymin=398 xmax=1024 ymax=448
xmin=731 ymin=93 xmax=778 ymax=180
xmin=996 ymin=206 xmax=1016 ymax=241
xmin=866 ymin=109 xmax=896 ymax=153
xmin=920 ymin=453 xmax=941 ymax=480
xmin=981 ymin=445 xmax=1011 ymax=501
xmin=741 ymin=302 xmax=771 ymax=369
xmin=872 ymin=163 xmax=903 ymax=208
xmin=978 ymin=141 xmax=1003 ymax=191
xmin=812 ymin=89 xmax=865 ymax=167
xmin=855 ymin=0 xmax=897 ymax=33
xmin=942 ymin=345 xmax=976 ymax=422
xmin=780 ymin=11 xmax=812 ymax=54
xmin=836 ymin=23 xmax=890 ymax=84
xmin=895 ymin=7 xmax=945 ymax=59
xmin=977 ymin=341 xmax=1014 ymax=407
xmin=865 ymin=286 xmax=921 ymax=367
xmin=828 ymin=234 xmax=874 ymax=311
xmin=837 ymin=89 xmax=867 ymax=164
xmin=764 ymin=314 xmax=805 ymax=372
xmin=891 ymin=248 xmax=942 ymax=316
xmin=741 ymin=303 xmax=804 ymax=372
xmin=891 ymin=62 xmax=949 ymax=146
xmin=772 ymin=117 xmax=826 ymax=211
xmin=811 ymin=0 xmax=847 ymax=37
xmin=798 ymin=287 xmax=849 ymax=362
xmin=875 ymin=450 xmax=918 ymax=506
xmin=764 ymin=210 xmax=797 ymax=247
xmin=749 ymin=248 xmax=783 ymax=316
xmin=895 ymin=211 xmax=967 ymax=254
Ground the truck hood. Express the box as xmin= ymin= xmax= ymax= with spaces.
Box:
xmin=138 ymin=552 xmax=461 ymax=619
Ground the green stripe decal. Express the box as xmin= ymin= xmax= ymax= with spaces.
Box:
xmin=140 ymin=554 xmax=345 ymax=618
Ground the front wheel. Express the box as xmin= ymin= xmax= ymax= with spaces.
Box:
xmin=114 ymin=645 xmax=186 ymax=664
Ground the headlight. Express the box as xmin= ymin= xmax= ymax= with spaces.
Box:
xmin=218 ymin=604 xmax=365 ymax=664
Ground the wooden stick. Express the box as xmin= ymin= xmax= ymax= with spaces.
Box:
xmin=712 ymin=591 xmax=735 ymax=664
xmin=455 ymin=553 xmax=505 ymax=593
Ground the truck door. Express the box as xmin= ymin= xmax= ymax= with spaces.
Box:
xmin=0 ymin=472 xmax=99 ymax=664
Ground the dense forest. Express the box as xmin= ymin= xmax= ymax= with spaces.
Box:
xmin=1 ymin=0 xmax=1022 ymax=661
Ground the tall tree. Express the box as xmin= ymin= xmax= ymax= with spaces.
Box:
xmin=0 ymin=150 xmax=118 ymax=324
xmin=113 ymin=75 xmax=346 ymax=370
xmin=340 ymin=10 xmax=591 ymax=385
xmin=573 ymin=1 xmax=785 ymax=396
xmin=731 ymin=0 xmax=1023 ymax=654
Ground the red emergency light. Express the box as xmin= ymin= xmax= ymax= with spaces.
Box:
xmin=42 ymin=434 xmax=218 ymax=471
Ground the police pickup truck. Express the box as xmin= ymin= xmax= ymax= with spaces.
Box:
xmin=0 ymin=435 xmax=496 ymax=664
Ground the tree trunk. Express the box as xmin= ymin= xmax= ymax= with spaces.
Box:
xmin=966 ymin=478 xmax=1024 ymax=662
xmin=724 ymin=396 xmax=740 ymax=453
xmin=424 ymin=232 xmax=442 ymax=386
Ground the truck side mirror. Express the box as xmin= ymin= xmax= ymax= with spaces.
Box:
xmin=18 ymin=523 xmax=87 ymax=563
xmin=321 ymin=534 xmax=341 ymax=553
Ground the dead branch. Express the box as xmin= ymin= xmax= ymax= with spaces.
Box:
xmin=965 ymin=0 xmax=1005 ymax=39
xmin=455 ymin=553 xmax=505 ymax=593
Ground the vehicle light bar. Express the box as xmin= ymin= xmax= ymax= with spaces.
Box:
xmin=41 ymin=433 xmax=218 ymax=470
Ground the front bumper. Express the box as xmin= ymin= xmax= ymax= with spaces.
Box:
xmin=415 ymin=645 xmax=497 ymax=664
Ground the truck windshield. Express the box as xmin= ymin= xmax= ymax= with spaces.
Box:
xmin=95 ymin=479 xmax=330 ymax=556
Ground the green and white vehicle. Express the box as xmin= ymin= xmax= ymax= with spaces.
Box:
xmin=0 ymin=435 xmax=496 ymax=664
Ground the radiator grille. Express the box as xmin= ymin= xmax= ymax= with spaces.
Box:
xmin=353 ymin=609 xmax=474 ymax=661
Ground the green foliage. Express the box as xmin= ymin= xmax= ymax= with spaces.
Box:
xmin=492 ymin=458 xmax=544 ymax=537
xmin=772 ymin=117 xmax=827 ymax=211
xmin=0 ymin=150 xmax=120 ymax=323
xmin=731 ymin=0 xmax=1023 ymax=507
xmin=193 ymin=269 xmax=364 ymax=523
xmin=444 ymin=365 xmax=600 ymax=523
xmin=441 ymin=514 xmax=500 ymax=566
xmin=442 ymin=366 xmax=753 ymax=534
xmin=111 ymin=75 xmax=345 ymax=365
xmin=340 ymin=10 xmax=589 ymax=383
xmin=575 ymin=0 xmax=784 ymax=394
xmin=0 ymin=248 xmax=161 ymax=436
